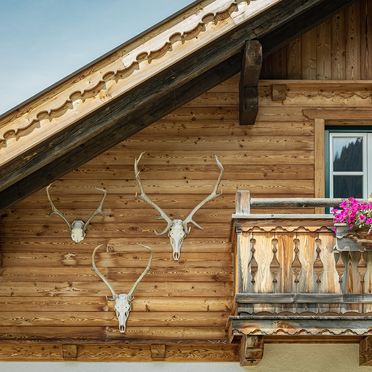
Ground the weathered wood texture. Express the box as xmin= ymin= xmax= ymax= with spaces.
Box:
xmin=240 ymin=335 xmax=264 ymax=366
xmin=261 ymin=0 xmax=372 ymax=80
xmin=234 ymin=221 xmax=372 ymax=314
xmin=231 ymin=217 xmax=372 ymax=344
xmin=360 ymin=336 xmax=372 ymax=366
xmin=1 ymin=74 xmax=372 ymax=357
xmin=0 ymin=343 xmax=239 ymax=362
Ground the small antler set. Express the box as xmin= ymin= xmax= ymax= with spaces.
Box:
xmin=92 ymin=244 xmax=152 ymax=333
xmin=134 ymin=153 xmax=224 ymax=260
xmin=46 ymin=183 xmax=107 ymax=243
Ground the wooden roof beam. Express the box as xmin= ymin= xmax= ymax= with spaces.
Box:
xmin=239 ymin=40 xmax=262 ymax=125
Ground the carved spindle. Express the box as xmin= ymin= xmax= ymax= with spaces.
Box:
xmin=270 ymin=238 xmax=281 ymax=293
xmin=357 ymin=252 xmax=367 ymax=313
xmin=335 ymin=252 xmax=346 ymax=287
xmin=313 ymin=237 xmax=324 ymax=314
xmin=249 ymin=238 xmax=258 ymax=293
xmin=335 ymin=252 xmax=346 ymax=314
xmin=346 ymin=252 xmax=354 ymax=294
xmin=313 ymin=238 xmax=324 ymax=291
xmin=291 ymin=238 xmax=302 ymax=293
xmin=358 ymin=252 xmax=367 ymax=289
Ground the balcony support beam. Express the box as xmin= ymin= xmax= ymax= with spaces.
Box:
xmin=240 ymin=335 xmax=264 ymax=366
xmin=360 ymin=337 xmax=372 ymax=366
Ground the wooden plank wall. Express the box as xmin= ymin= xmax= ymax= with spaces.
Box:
xmin=1 ymin=6 xmax=372 ymax=356
xmin=2 ymin=76 xmax=372 ymax=350
xmin=0 ymin=74 xmax=320 ymax=350
xmin=261 ymin=0 xmax=372 ymax=80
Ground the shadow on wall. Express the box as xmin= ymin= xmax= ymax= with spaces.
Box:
xmin=0 ymin=344 xmax=366 ymax=372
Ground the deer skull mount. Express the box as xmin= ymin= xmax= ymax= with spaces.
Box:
xmin=92 ymin=244 xmax=152 ymax=333
xmin=134 ymin=153 xmax=224 ymax=261
xmin=46 ymin=183 xmax=107 ymax=243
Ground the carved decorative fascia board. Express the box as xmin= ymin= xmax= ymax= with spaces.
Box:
xmin=235 ymin=328 xmax=371 ymax=336
xmin=230 ymin=318 xmax=372 ymax=338
xmin=0 ymin=0 xmax=280 ymax=166
xmin=239 ymin=225 xmax=333 ymax=233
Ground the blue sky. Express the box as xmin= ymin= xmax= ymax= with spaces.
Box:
xmin=0 ymin=0 xmax=192 ymax=115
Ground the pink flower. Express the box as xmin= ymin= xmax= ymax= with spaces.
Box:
xmin=332 ymin=197 xmax=372 ymax=229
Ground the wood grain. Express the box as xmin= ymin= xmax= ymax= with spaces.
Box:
xmin=314 ymin=118 xmax=325 ymax=213
xmin=2 ymin=42 xmax=372 ymax=352
xmin=262 ymin=0 xmax=372 ymax=80
xmin=0 ymin=343 xmax=239 ymax=361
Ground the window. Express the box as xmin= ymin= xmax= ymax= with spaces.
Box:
xmin=328 ymin=131 xmax=372 ymax=198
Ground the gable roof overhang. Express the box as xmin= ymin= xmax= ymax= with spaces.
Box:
xmin=0 ymin=0 xmax=353 ymax=209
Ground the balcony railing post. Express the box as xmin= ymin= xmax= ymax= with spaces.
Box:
xmin=236 ymin=190 xmax=251 ymax=215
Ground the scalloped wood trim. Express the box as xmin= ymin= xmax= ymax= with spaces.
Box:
xmin=0 ymin=0 xmax=280 ymax=166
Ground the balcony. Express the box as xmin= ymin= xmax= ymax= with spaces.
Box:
xmin=229 ymin=191 xmax=372 ymax=365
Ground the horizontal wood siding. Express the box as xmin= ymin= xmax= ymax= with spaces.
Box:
xmin=1 ymin=73 xmax=372 ymax=356
xmin=261 ymin=0 xmax=372 ymax=80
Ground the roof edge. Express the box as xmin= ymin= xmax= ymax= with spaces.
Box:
xmin=0 ymin=0 xmax=203 ymax=120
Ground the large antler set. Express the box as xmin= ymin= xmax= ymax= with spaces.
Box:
xmin=92 ymin=244 xmax=152 ymax=333
xmin=134 ymin=152 xmax=224 ymax=260
xmin=46 ymin=183 xmax=107 ymax=242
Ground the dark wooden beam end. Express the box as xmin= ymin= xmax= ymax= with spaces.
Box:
xmin=360 ymin=336 xmax=372 ymax=366
xmin=239 ymin=40 xmax=262 ymax=125
xmin=61 ymin=344 xmax=78 ymax=360
xmin=240 ymin=335 xmax=264 ymax=366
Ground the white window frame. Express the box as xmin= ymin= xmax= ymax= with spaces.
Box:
xmin=329 ymin=132 xmax=370 ymax=198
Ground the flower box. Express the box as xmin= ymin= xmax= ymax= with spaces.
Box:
xmin=334 ymin=223 xmax=372 ymax=252
xmin=332 ymin=197 xmax=372 ymax=252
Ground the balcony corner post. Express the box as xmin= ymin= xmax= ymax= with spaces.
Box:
xmin=236 ymin=190 xmax=251 ymax=216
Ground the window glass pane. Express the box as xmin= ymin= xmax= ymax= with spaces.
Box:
xmin=333 ymin=137 xmax=363 ymax=171
xmin=333 ymin=175 xmax=363 ymax=198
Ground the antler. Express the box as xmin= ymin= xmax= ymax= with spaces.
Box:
xmin=91 ymin=244 xmax=153 ymax=299
xmin=83 ymin=188 xmax=107 ymax=231
xmin=128 ymin=244 xmax=153 ymax=298
xmin=134 ymin=152 xmax=173 ymax=235
xmin=46 ymin=183 xmax=71 ymax=230
xmin=183 ymin=155 xmax=224 ymax=232
xmin=92 ymin=244 xmax=117 ymax=299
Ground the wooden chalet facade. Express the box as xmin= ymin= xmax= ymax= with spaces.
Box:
xmin=0 ymin=0 xmax=371 ymax=368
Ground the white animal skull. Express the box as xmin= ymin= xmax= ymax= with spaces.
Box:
xmin=115 ymin=294 xmax=132 ymax=333
xmin=46 ymin=183 xmax=107 ymax=243
xmin=70 ymin=220 xmax=86 ymax=243
xmin=92 ymin=244 xmax=152 ymax=333
xmin=134 ymin=153 xmax=224 ymax=261
xmin=168 ymin=220 xmax=186 ymax=261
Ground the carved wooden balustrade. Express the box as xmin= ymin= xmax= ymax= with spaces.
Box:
xmin=229 ymin=191 xmax=372 ymax=363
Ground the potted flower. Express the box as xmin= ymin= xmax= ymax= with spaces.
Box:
xmin=332 ymin=197 xmax=372 ymax=251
